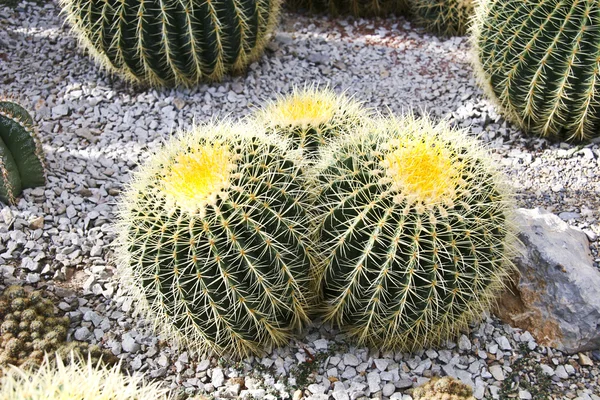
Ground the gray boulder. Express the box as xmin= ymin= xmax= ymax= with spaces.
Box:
xmin=495 ymin=208 xmax=600 ymax=354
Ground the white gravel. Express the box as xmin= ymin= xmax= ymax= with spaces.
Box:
xmin=1 ymin=1 xmax=600 ymax=399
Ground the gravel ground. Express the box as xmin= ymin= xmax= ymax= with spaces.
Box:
xmin=1 ymin=1 xmax=600 ymax=399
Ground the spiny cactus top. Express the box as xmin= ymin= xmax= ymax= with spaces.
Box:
xmin=254 ymin=86 xmax=367 ymax=159
xmin=412 ymin=0 xmax=474 ymax=36
xmin=412 ymin=376 xmax=475 ymax=400
xmin=0 ymin=353 xmax=170 ymax=400
xmin=116 ymin=123 xmax=314 ymax=357
xmin=311 ymin=115 xmax=515 ymax=351
xmin=0 ymin=100 xmax=45 ymax=205
xmin=59 ymin=0 xmax=282 ymax=87
xmin=471 ymin=0 xmax=600 ymax=141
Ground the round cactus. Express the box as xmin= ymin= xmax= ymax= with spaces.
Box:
xmin=411 ymin=0 xmax=474 ymax=36
xmin=116 ymin=122 xmax=314 ymax=357
xmin=412 ymin=376 xmax=475 ymax=400
xmin=253 ymin=86 xmax=367 ymax=159
xmin=59 ymin=0 xmax=282 ymax=87
xmin=0 ymin=99 xmax=45 ymax=205
xmin=0 ymin=353 xmax=170 ymax=400
xmin=311 ymin=115 xmax=515 ymax=351
xmin=471 ymin=0 xmax=600 ymax=141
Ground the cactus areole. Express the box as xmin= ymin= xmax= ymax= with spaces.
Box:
xmin=313 ymin=116 xmax=514 ymax=351
xmin=59 ymin=0 xmax=281 ymax=86
xmin=116 ymin=125 xmax=312 ymax=357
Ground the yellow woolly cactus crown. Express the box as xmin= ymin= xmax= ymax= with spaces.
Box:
xmin=159 ymin=141 xmax=239 ymax=215
xmin=377 ymin=118 xmax=466 ymax=214
xmin=263 ymin=86 xmax=339 ymax=128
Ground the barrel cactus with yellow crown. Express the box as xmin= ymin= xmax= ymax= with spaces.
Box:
xmin=116 ymin=122 xmax=314 ymax=357
xmin=471 ymin=0 xmax=600 ymax=141
xmin=311 ymin=115 xmax=515 ymax=351
xmin=59 ymin=0 xmax=281 ymax=86
xmin=253 ymin=87 xmax=368 ymax=159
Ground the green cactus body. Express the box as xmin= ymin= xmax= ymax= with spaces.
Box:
xmin=471 ymin=0 xmax=600 ymax=141
xmin=0 ymin=101 xmax=45 ymax=205
xmin=287 ymin=0 xmax=408 ymax=16
xmin=311 ymin=115 xmax=515 ymax=351
xmin=412 ymin=0 xmax=474 ymax=36
xmin=254 ymin=87 xmax=367 ymax=159
xmin=59 ymin=0 xmax=281 ymax=87
xmin=116 ymin=123 xmax=313 ymax=357
xmin=412 ymin=376 xmax=475 ymax=400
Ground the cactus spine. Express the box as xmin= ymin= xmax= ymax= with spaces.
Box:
xmin=311 ymin=115 xmax=515 ymax=351
xmin=0 ymin=100 xmax=45 ymax=205
xmin=412 ymin=0 xmax=474 ymax=36
xmin=471 ymin=0 xmax=600 ymax=141
xmin=254 ymin=86 xmax=367 ymax=159
xmin=116 ymin=122 xmax=313 ymax=357
xmin=59 ymin=0 xmax=281 ymax=87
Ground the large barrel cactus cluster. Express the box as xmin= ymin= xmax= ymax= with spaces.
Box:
xmin=471 ymin=0 xmax=600 ymax=141
xmin=59 ymin=0 xmax=282 ymax=86
xmin=116 ymin=88 xmax=515 ymax=357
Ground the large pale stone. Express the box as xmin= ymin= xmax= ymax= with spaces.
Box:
xmin=495 ymin=208 xmax=600 ymax=354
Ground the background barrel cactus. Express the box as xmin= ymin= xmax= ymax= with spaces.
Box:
xmin=59 ymin=0 xmax=282 ymax=86
xmin=116 ymin=122 xmax=314 ymax=358
xmin=253 ymin=86 xmax=367 ymax=159
xmin=0 ymin=100 xmax=45 ymax=205
xmin=285 ymin=0 xmax=408 ymax=17
xmin=471 ymin=0 xmax=600 ymax=141
xmin=411 ymin=0 xmax=474 ymax=36
xmin=311 ymin=115 xmax=515 ymax=351
xmin=0 ymin=353 xmax=170 ymax=400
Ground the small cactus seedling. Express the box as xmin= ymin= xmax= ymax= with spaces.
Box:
xmin=0 ymin=353 xmax=170 ymax=400
xmin=0 ymin=100 xmax=45 ymax=205
xmin=412 ymin=376 xmax=475 ymax=400
xmin=411 ymin=0 xmax=475 ymax=36
xmin=0 ymin=286 xmax=70 ymax=372
xmin=311 ymin=115 xmax=516 ymax=351
xmin=254 ymin=86 xmax=368 ymax=160
xmin=471 ymin=0 xmax=600 ymax=141
xmin=59 ymin=0 xmax=282 ymax=86
xmin=116 ymin=122 xmax=314 ymax=358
